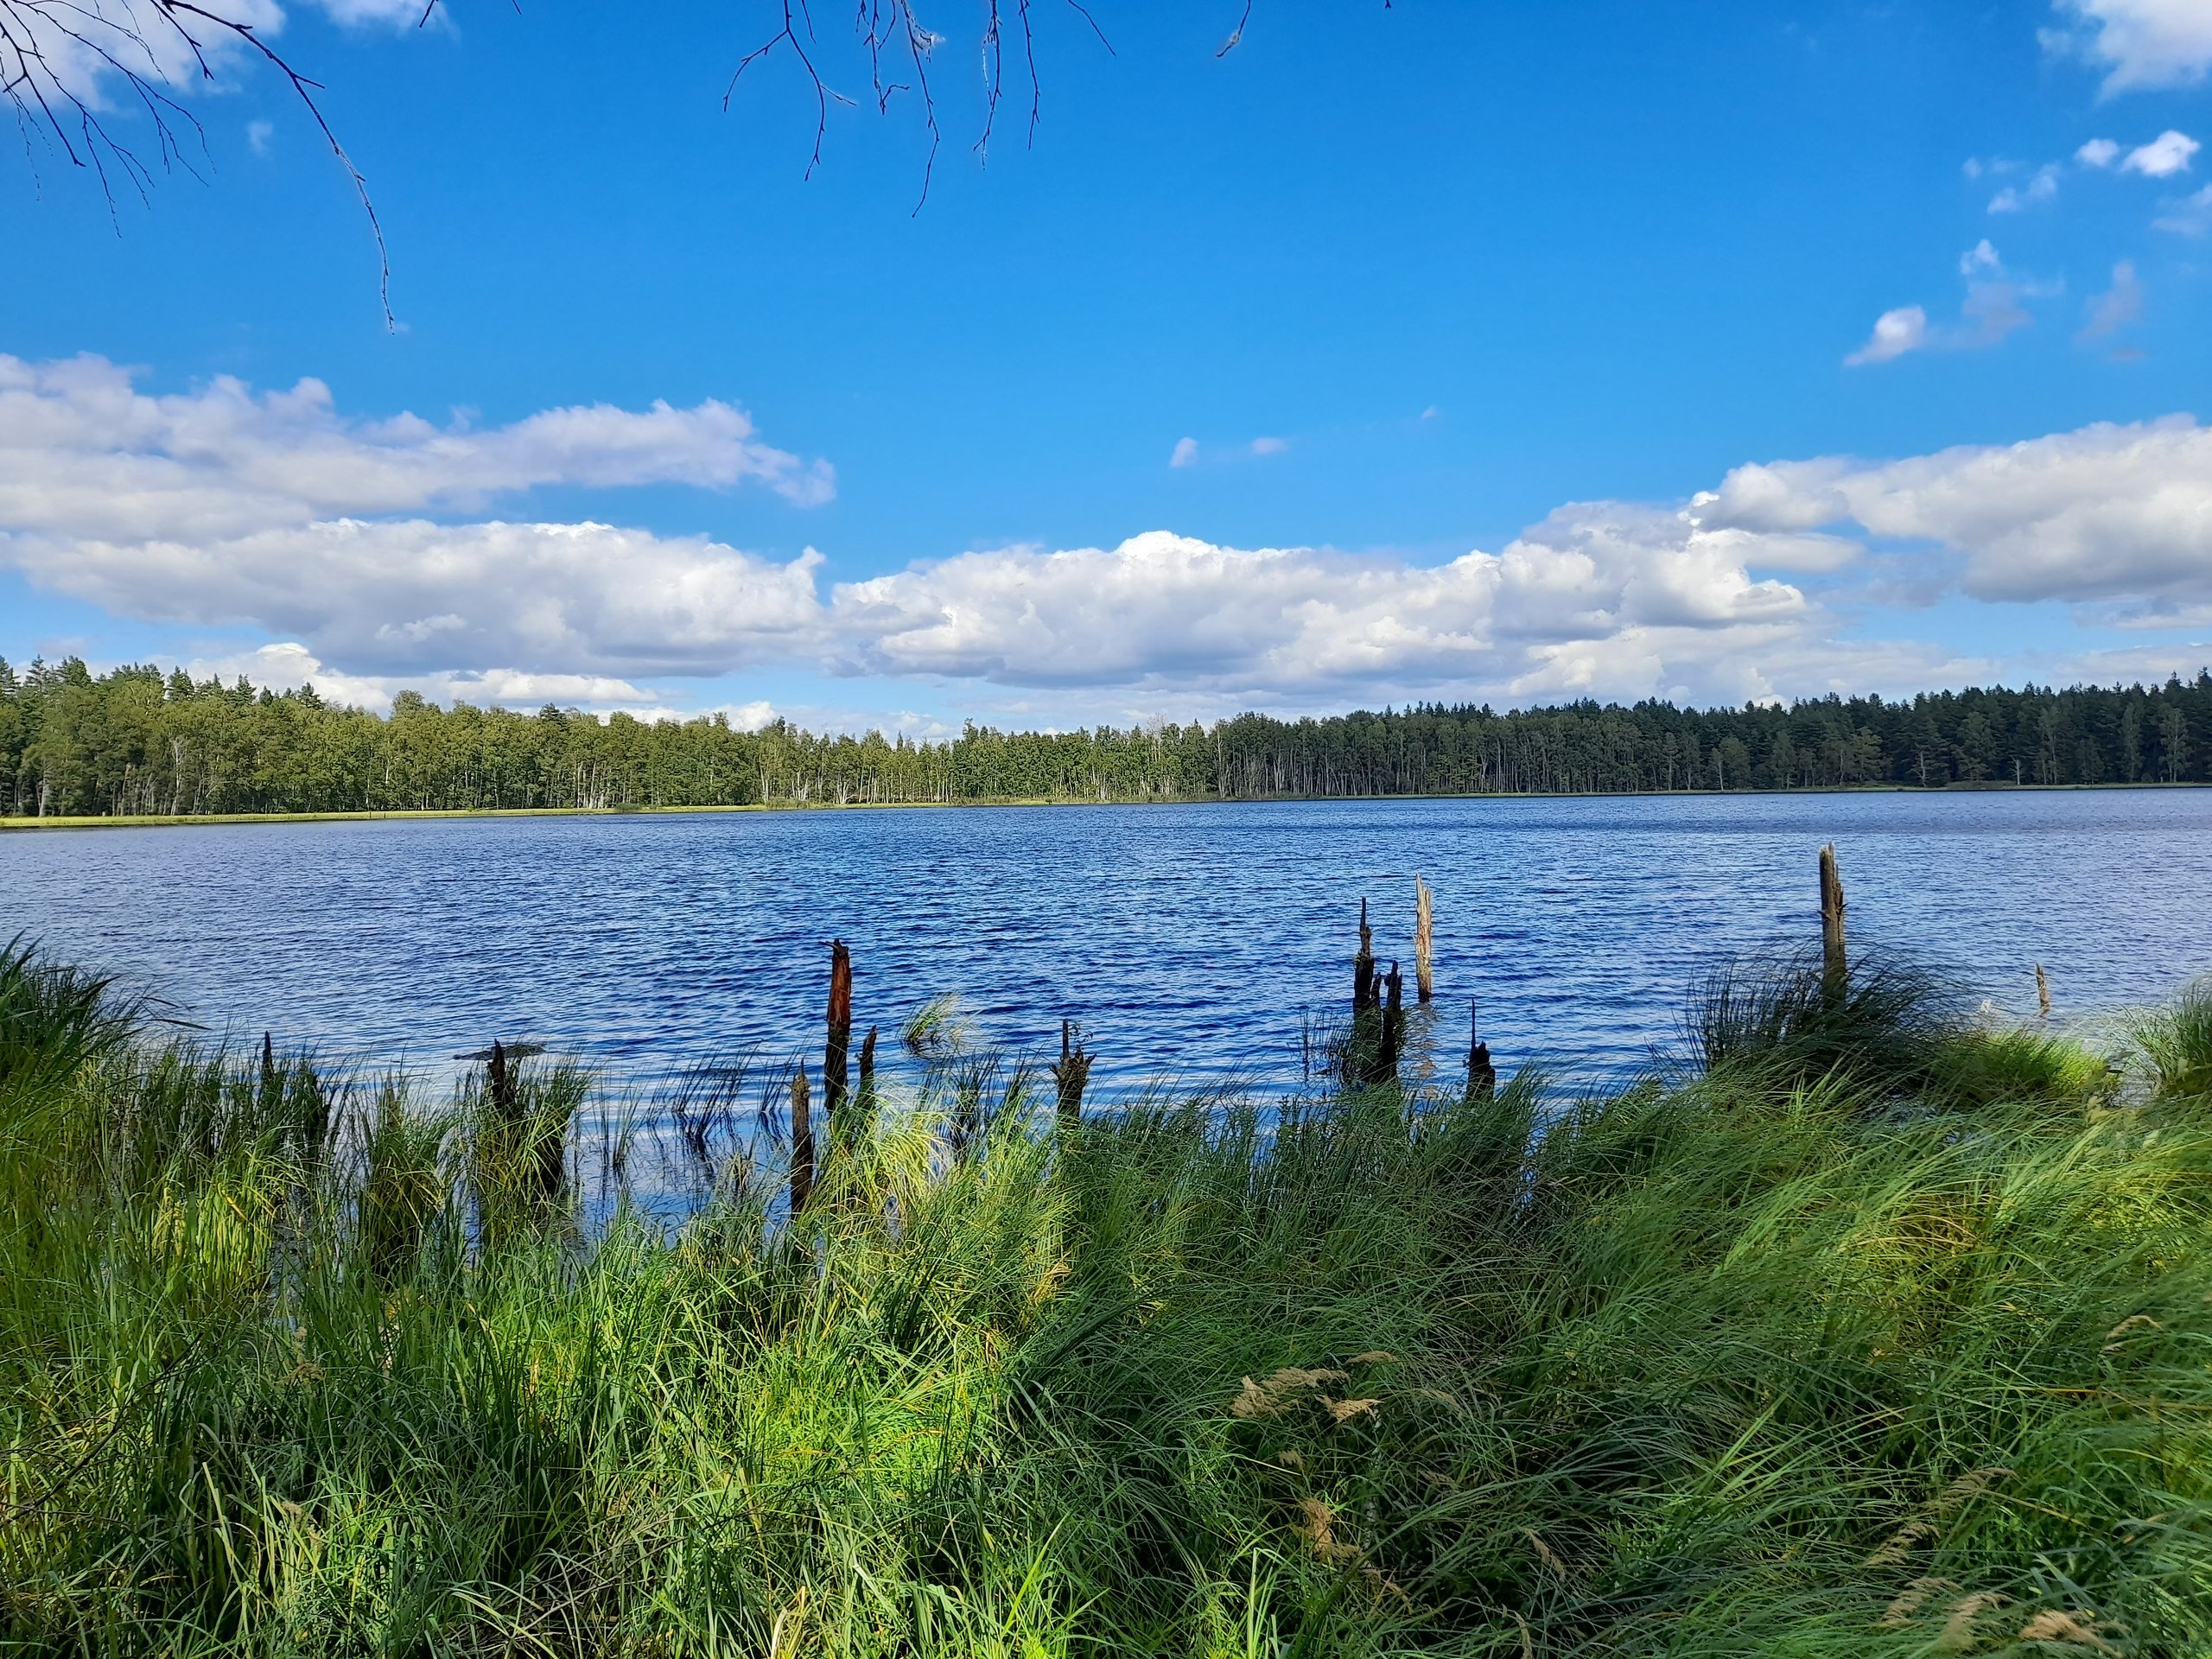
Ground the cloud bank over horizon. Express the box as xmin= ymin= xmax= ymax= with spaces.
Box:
xmin=3 ymin=354 xmax=2209 ymax=727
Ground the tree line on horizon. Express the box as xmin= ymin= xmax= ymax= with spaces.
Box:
xmin=2 ymin=654 xmax=2207 ymax=818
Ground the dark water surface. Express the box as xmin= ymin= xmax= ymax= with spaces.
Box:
xmin=3 ymin=791 xmax=2210 ymax=1090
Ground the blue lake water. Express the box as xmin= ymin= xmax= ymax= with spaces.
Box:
xmin=3 ymin=791 xmax=2210 ymax=1096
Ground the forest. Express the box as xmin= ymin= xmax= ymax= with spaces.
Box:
xmin=3 ymin=654 xmax=2208 ymax=818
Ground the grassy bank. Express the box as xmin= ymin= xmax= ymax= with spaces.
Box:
xmin=3 ymin=944 xmax=2209 ymax=1655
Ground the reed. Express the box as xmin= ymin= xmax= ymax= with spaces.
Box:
xmin=2 ymin=939 xmax=2208 ymax=1656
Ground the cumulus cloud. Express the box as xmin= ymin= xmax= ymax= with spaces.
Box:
xmin=1846 ymin=306 xmax=1929 ymax=365
xmin=828 ymin=517 xmax=1830 ymax=705
xmin=9 ymin=355 xmax=2212 ymax=718
xmin=2048 ymin=0 xmax=2212 ymax=92
xmin=2080 ymin=260 xmax=2145 ymax=340
xmin=1249 ymin=436 xmax=1288 ymax=456
xmin=1989 ymin=164 xmax=2061 ymax=212
xmin=1847 ymin=245 xmax=2050 ymax=366
xmin=2154 ymin=181 xmax=2212 ymax=233
xmin=1702 ymin=416 xmax=2212 ymax=620
xmin=1169 ymin=436 xmax=1198 ymax=468
xmin=2078 ymin=137 xmax=2124 ymax=167
xmin=2124 ymin=128 xmax=2202 ymax=175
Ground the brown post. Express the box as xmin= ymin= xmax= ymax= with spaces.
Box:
xmin=1353 ymin=897 xmax=1376 ymax=1014
xmin=260 ymin=1030 xmax=278 ymax=1101
xmin=1466 ymin=1001 xmax=1496 ymax=1103
xmin=789 ymin=1063 xmax=815 ymax=1215
xmin=2035 ymin=963 xmax=2052 ymax=1020
xmin=855 ymin=1025 xmax=879 ymax=1124
xmin=1380 ymin=962 xmax=1404 ymax=1081
xmin=823 ymin=939 xmax=853 ymax=1138
xmin=1414 ymin=876 xmax=1434 ymax=1004
xmin=1818 ymin=842 xmax=1847 ymax=988
xmin=488 ymin=1039 xmax=516 ymax=1123
xmin=1053 ymin=1019 xmax=1094 ymax=1128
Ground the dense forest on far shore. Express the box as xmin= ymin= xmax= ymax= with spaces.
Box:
xmin=3 ymin=655 xmax=2208 ymax=818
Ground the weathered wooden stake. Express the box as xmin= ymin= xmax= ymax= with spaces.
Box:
xmin=1380 ymin=961 xmax=1404 ymax=1081
xmin=260 ymin=1030 xmax=278 ymax=1097
xmin=1353 ymin=897 xmax=1376 ymax=1014
xmin=1465 ymin=1001 xmax=1496 ymax=1103
xmin=823 ymin=939 xmax=854 ymax=1141
xmin=1414 ymin=877 xmax=1434 ymax=1003
xmin=1818 ymin=842 xmax=1848 ymax=987
xmin=1053 ymin=1019 xmax=1093 ymax=1128
xmin=488 ymin=1039 xmax=516 ymax=1123
xmin=2036 ymin=963 xmax=2052 ymax=1020
xmin=789 ymin=1063 xmax=815 ymax=1215
xmin=855 ymin=1025 xmax=879 ymax=1120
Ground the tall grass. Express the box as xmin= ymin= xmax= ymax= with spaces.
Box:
xmin=1 ymin=942 xmax=2208 ymax=1655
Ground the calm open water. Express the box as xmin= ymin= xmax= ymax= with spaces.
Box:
xmin=3 ymin=791 xmax=2210 ymax=1091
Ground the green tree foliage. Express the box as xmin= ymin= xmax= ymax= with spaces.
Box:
xmin=3 ymin=655 xmax=2209 ymax=817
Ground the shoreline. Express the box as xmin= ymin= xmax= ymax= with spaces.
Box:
xmin=3 ymin=778 xmax=2205 ymax=832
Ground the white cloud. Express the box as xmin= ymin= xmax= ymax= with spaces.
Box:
xmin=2080 ymin=260 xmax=2145 ymax=339
xmin=1249 ymin=436 xmax=1288 ymax=456
xmin=183 ymin=642 xmax=660 ymax=715
xmin=1846 ymin=306 xmax=1929 ymax=365
xmin=2048 ymin=0 xmax=2212 ymax=92
xmin=826 ymin=518 xmax=1832 ymax=705
xmin=1169 ymin=436 xmax=1198 ymax=468
xmin=2078 ymin=137 xmax=2123 ymax=167
xmin=2124 ymin=128 xmax=2201 ymax=176
xmin=246 ymin=119 xmax=275 ymax=156
xmin=1847 ymin=245 xmax=2050 ymax=366
xmin=1703 ymin=416 xmax=2212 ymax=617
xmin=1989 ymin=164 xmax=2061 ymax=212
xmin=2155 ymin=181 xmax=2212 ymax=232
xmin=0 ymin=353 xmax=831 ymax=549
xmin=11 ymin=355 xmax=2212 ymax=718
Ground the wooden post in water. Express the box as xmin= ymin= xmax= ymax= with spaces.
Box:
xmin=1353 ymin=898 xmax=1376 ymax=1013
xmin=260 ymin=1030 xmax=278 ymax=1099
xmin=488 ymin=1039 xmax=516 ymax=1124
xmin=823 ymin=940 xmax=854 ymax=1143
xmin=1465 ymin=1001 xmax=1496 ymax=1103
xmin=1053 ymin=1019 xmax=1094 ymax=1128
xmin=789 ymin=1064 xmax=815 ymax=1215
xmin=1414 ymin=877 xmax=1434 ymax=1004
xmin=1380 ymin=961 xmax=1405 ymax=1081
xmin=855 ymin=1025 xmax=879 ymax=1122
xmin=2036 ymin=963 xmax=2052 ymax=1020
xmin=1818 ymin=843 xmax=1848 ymax=988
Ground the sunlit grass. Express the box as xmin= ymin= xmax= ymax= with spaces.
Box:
xmin=2 ymin=943 xmax=2208 ymax=1655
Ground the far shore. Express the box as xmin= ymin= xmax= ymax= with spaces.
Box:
xmin=5 ymin=778 xmax=2207 ymax=833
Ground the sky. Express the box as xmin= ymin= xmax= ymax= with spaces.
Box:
xmin=3 ymin=0 xmax=2212 ymax=734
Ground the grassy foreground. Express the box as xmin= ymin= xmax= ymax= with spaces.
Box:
xmin=3 ymin=947 xmax=2210 ymax=1656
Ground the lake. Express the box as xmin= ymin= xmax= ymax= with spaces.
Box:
xmin=3 ymin=791 xmax=2210 ymax=1094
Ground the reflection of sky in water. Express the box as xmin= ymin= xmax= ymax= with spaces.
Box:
xmin=5 ymin=791 xmax=2210 ymax=1099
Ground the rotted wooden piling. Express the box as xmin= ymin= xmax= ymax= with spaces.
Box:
xmin=855 ymin=1025 xmax=879 ymax=1121
xmin=789 ymin=1063 xmax=815 ymax=1215
xmin=1818 ymin=842 xmax=1848 ymax=988
xmin=1053 ymin=1019 xmax=1094 ymax=1128
xmin=488 ymin=1039 xmax=515 ymax=1124
xmin=1465 ymin=1001 xmax=1496 ymax=1103
xmin=823 ymin=939 xmax=854 ymax=1141
xmin=1380 ymin=961 xmax=1405 ymax=1081
xmin=1414 ymin=876 xmax=1434 ymax=1004
xmin=2036 ymin=963 xmax=2052 ymax=1020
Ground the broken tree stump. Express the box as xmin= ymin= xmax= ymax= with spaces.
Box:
xmin=1465 ymin=1001 xmax=1496 ymax=1103
xmin=1053 ymin=1019 xmax=1094 ymax=1128
xmin=1414 ymin=876 xmax=1434 ymax=1004
xmin=1818 ymin=842 xmax=1848 ymax=988
xmin=789 ymin=1063 xmax=815 ymax=1216
xmin=823 ymin=939 xmax=854 ymax=1142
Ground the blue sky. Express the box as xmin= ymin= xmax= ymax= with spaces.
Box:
xmin=4 ymin=0 xmax=2211 ymax=731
